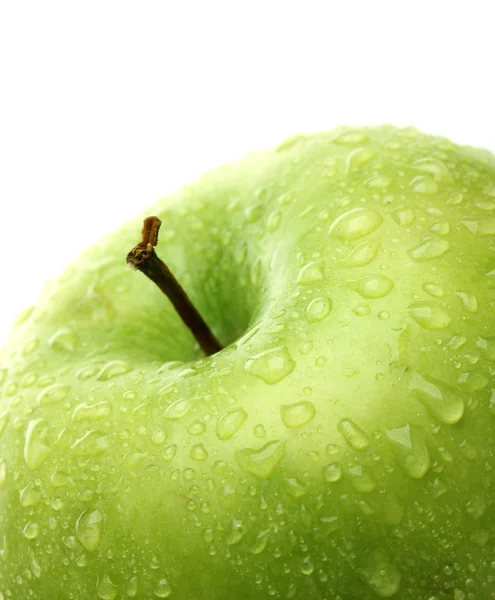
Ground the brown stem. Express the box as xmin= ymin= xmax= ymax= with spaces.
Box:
xmin=126 ymin=216 xmax=223 ymax=356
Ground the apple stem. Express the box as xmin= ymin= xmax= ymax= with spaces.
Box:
xmin=126 ymin=216 xmax=224 ymax=356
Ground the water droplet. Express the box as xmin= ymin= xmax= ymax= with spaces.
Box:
xmin=51 ymin=470 xmax=74 ymax=488
xmin=97 ymin=574 xmax=118 ymax=600
xmin=391 ymin=206 xmax=414 ymax=226
xmin=127 ymin=577 xmax=139 ymax=597
xmin=161 ymin=444 xmax=177 ymax=461
xmin=245 ymin=346 xmax=295 ymax=384
xmin=71 ymin=430 xmax=109 ymax=456
xmin=153 ymin=578 xmax=172 ymax=598
xmin=300 ymin=556 xmax=315 ymax=575
xmin=348 ymin=465 xmax=376 ymax=492
xmin=0 ymin=410 xmax=8 ymax=438
xmin=476 ymin=336 xmax=495 ymax=361
xmin=190 ymin=443 xmax=208 ymax=461
xmin=461 ymin=216 xmax=495 ymax=236
xmin=254 ymin=424 xmax=266 ymax=438
xmin=267 ymin=210 xmax=282 ymax=232
xmin=386 ymin=424 xmax=430 ymax=478
xmin=408 ymin=302 xmax=451 ymax=330
xmin=37 ymin=384 xmax=70 ymax=406
xmin=329 ymin=208 xmax=383 ymax=241
xmin=306 ymin=297 xmax=332 ymax=322
xmin=0 ymin=459 xmax=6 ymax=488
xmin=466 ymin=492 xmax=486 ymax=519
xmin=353 ymin=304 xmax=371 ymax=316
xmin=216 ymin=408 xmax=248 ymax=440
xmin=284 ymin=477 xmax=308 ymax=497
xmin=408 ymin=237 xmax=450 ymax=262
xmin=164 ymin=397 xmax=195 ymax=420
xmin=187 ymin=421 xmax=206 ymax=435
xmin=152 ymin=428 xmax=167 ymax=445
xmin=410 ymin=175 xmax=438 ymax=194
xmin=29 ymin=548 xmax=42 ymax=578
xmin=235 ymin=440 xmax=286 ymax=479
xmin=455 ymin=292 xmax=478 ymax=313
xmin=297 ymin=261 xmax=324 ymax=284
xmin=245 ymin=204 xmax=263 ymax=223
xmin=280 ymin=401 xmax=316 ymax=428
xmin=422 ymin=282 xmax=444 ymax=298
xmin=225 ymin=519 xmax=246 ymax=545
xmin=23 ymin=522 xmax=39 ymax=539
xmin=24 ymin=418 xmax=51 ymax=469
xmin=430 ymin=221 xmax=450 ymax=235
xmin=249 ymin=529 xmax=271 ymax=554
xmin=338 ymin=418 xmax=369 ymax=450
xmin=409 ymin=371 xmax=464 ymax=424
xmin=412 ymin=157 xmax=453 ymax=182
xmin=48 ymin=328 xmax=78 ymax=352
xmin=76 ymin=509 xmax=103 ymax=551
xmin=357 ymin=549 xmax=401 ymax=598
xmin=96 ymin=360 xmax=132 ymax=381
xmin=348 ymin=275 xmax=394 ymax=299
xmin=323 ymin=462 xmax=342 ymax=482
xmin=72 ymin=402 xmax=111 ymax=422
xmin=333 ymin=129 xmax=368 ymax=145
xmin=345 ymin=148 xmax=376 ymax=172
xmin=365 ymin=174 xmax=392 ymax=188
xmin=20 ymin=481 xmax=41 ymax=507
xmin=343 ymin=240 xmax=379 ymax=267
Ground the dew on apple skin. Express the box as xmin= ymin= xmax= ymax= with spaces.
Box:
xmin=345 ymin=148 xmax=376 ymax=173
xmin=0 ymin=460 xmax=6 ymax=488
xmin=97 ymin=574 xmax=118 ymax=600
xmin=164 ymin=397 xmax=194 ymax=420
xmin=153 ymin=578 xmax=172 ymax=598
xmin=284 ymin=476 xmax=308 ymax=498
xmin=357 ymin=549 xmax=401 ymax=598
xmin=329 ymin=207 xmax=383 ymax=241
xmin=190 ymin=444 xmax=208 ymax=461
xmin=235 ymin=440 xmax=286 ymax=479
xmin=225 ymin=519 xmax=246 ymax=545
xmin=297 ymin=261 xmax=324 ymax=284
xmin=151 ymin=428 xmax=167 ymax=445
xmin=37 ymin=383 xmax=70 ymax=406
xmin=48 ymin=327 xmax=78 ymax=352
xmin=72 ymin=401 xmax=111 ymax=422
xmin=22 ymin=522 xmax=39 ymax=540
xmin=343 ymin=240 xmax=380 ymax=267
xmin=249 ymin=529 xmax=271 ymax=554
xmin=187 ymin=421 xmax=206 ymax=435
xmin=96 ymin=360 xmax=132 ymax=381
xmin=29 ymin=548 xmax=42 ymax=578
xmin=408 ymin=302 xmax=452 ymax=330
xmin=50 ymin=469 xmax=74 ymax=488
xmin=455 ymin=292 xmax=478 ymax=313
xmin=20 ymin=481 xmax=41 ymax=507
xmin=386 ymin=424 xmax=430 ymax=479
xmin=70 ymin=430 xmax=109 ymax=456
xmin=323 ymin=462 xmax=342 ymax=483
xmin=422 ymin=282 xmax=445 ymax=298
xmin=348 ymin=275 xmax=394 ymax=299
xmin=267 ymin=210 xmax=282 ymax=232
xmin=216 ymin=408 xmax=248 ymax=440
xmin=253 ymin=424 xmax=266 ymax=438
xmin=280 ymin=401 xmax=316 ymax=428
xmin=476 ymin=336 xmax=495 ymax=361
xmin=76 ymin=509 xmax=103 ymax=551
xmin=461 ymin=216 xmax=495 ymax=236
xmin=162 ymin=444 xmax=177 ymax=461
xmin=412 ymin=157 xmax=453 ymax=182
xmin=126 ymin=576 xmax=139 ymax=597
xmin=24 ymin=418 xmax=51 ymax=469
xmin=306 ymin=296 xmax=332 ymax=322
xmin=348 ymin=465 xmax=376 ymax=493
xmin=337 ymin=418 xmax=369 ymax=450
xmin=410 ymin=175 xmax=438 ymax=195
xmin=333 ymin=129 xmax=369 ymax=145
xmin=245 ymin=346 xmax=295 ymax=384
xmin=408 ymin=237 xmax=450 ymax=262
xmin=430 ymin=220 xmax=451 ymax=235
xmin=409 ymin=371 xmax=465 ymax=424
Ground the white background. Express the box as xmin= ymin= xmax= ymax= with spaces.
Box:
xmin=0 ymin=1 xmax=494 ymax=346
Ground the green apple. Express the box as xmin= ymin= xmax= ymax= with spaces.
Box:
xmin=1 ymin=126 xmax=495 ymax=600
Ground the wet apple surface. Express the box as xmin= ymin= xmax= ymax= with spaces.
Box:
xmin=0 ymin=126 xmax=494 ymax=599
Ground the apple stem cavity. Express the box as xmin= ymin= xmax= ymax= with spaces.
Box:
xmin=126 ymin=216 xmax=223 ymax=356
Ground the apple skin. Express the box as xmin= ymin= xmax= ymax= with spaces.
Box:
xmin=1 ymin=126 xmax=495 ymax=600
